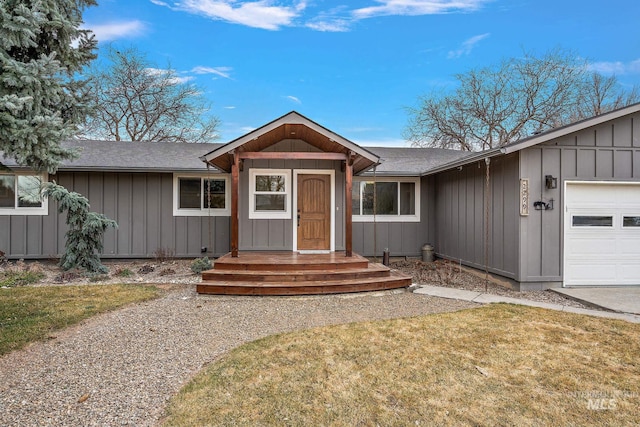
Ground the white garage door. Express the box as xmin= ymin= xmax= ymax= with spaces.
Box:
xmin=564 ymin=182 xmax=640 ymax=287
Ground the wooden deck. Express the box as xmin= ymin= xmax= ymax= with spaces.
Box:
xmin=197 ymin=251 xmax=412 ymax=296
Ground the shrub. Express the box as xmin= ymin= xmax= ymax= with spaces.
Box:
xmin=138 ymin=265 xmax=155 ymax=274
xmin=115 ymin=268 xmax=133 ymax=277
xmin=44 ymin=183 xmax=117 ymax=274
xmin=153 ymin=247 xmax=175 ymax=262
xmin=191 ymin=257 xmax=212 ymax=274
xmin=0 ymin=261 xmax=46 ymax=287
xmin=88 ymin=274 xmax=110 ymax=283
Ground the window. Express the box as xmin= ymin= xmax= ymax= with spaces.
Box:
xmin=0 ymin=172 xmax=48 ymax=215
xmin=623 ymin=216 xmax=640 ymax=227
xmin=173 ymin=174 xmax=229 ymax=216
xmin=249 ymin=169 xmax=291 ymax=219
xmin=572 ymin=215 xmax=613 ymax=227
xmin=352 ymin=178 xmax=420 ymax=222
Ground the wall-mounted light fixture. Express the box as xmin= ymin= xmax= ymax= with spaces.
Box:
xmin=545 ymin=175 xmax=557 ymax=190
xmin=533 ymin=199 xmax=554 ymax=211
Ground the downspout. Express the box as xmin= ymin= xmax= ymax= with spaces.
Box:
xmin=373 ymin=164 xmax=378 ymax=262
xmin=484 ymin=157 xmax=491 ymax=292
xmin=206 ymin=163 xmax=213 ymax=256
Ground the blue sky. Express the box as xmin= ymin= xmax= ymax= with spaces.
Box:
xmin=83 ymin=0 xmax=640 ymax=146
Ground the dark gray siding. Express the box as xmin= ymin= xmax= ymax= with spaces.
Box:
xmin=519 ymin=112 xmax=640 ymax=285
xmin=239 ymin=139 xmax=345 ymax=251
xmin=352 ymin=175 xmax=430 ymax=257
xmin=433 ymin=153 xmax=520 ymax=279
xmin=2 ymin=172 xmax=229 ymax=259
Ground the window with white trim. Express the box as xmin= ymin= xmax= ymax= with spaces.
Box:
xmin=352 ymin=177 xmax=420 ymax=222
xmin=173 ymin=174 xmax=229 ymax=216
xmin=249 ymin=169 xmax=291 ymax=219
xmin=0 ymin=172 xmax=48 ymax=215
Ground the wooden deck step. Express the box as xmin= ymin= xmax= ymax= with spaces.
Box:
xmin=197 ymin=270 xmax=412 ymax=296
xmin=212 ymin=251 xmax=369 ymax=271
xmin=202 ymin=263 xmax=391 ymax=282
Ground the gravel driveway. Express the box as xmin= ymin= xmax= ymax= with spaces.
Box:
xmin=0 ymin=286 xmax=476 ymax=426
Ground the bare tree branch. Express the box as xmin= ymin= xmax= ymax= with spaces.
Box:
xmin=80 ymin=47 xmax=220 ymax=143
xmin=405 ymin=48 xmax=638 ymax=151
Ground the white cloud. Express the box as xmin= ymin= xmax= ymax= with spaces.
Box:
xmin=167 ymin=0 xmax=306 ymax=30
xmin=588 ymin=59 xmax=640 ymax=75
xmin=192 ymin=66 xmax=233 ymax=79
xmin=87 ymin=20 xmax=147 ymax=41
xmin=224 ymin=106 xmax=236 ymax=109
xmin=447 ymin=32 xmax=490 ymax=59
xmin=304 ymin=0 xmax=491 ymax=32
xmin=344 ymin=126 xmax=385 ymax=133
xmin=145 ymin=67 xmax=194 ymax=84
xmin=353 ymin=137 xmax=410 ymax=147
xmin=153 ymin=0 xmax=489 ymax=32
xmin=306 ymin=19 xmax=350 ymax=32
xmin=353 ymin=0 xmax=490 ymax=19
xmin=285 ymin=95 xmax=301 ymax=104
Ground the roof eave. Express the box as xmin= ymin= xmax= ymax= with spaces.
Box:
xmin=501 ymin=102 xmax=640 ymax=155
xmin=201 ymin=111 xmax=379 ymax=170
xmin=420 ymin=148 xmax=502 ymax=176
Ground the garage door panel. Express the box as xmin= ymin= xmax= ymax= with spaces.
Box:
xmin=564 ymin=182 xmax=640 ymax=287
xmin=619 ymin=264 xmax=640 ymax=284
xmin=566 ymin=237 xmax=616 ymax=254
xmin=618 ymin=238 xmax=640 ymax=255
xmin=566 ymin=262 xmax=619 ymax=281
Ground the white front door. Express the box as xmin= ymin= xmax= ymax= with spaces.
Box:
xmin=564 ymin=182 xmax=640 ymax=286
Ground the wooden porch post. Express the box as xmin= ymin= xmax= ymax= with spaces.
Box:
xmin=345 ymin=152 xmax=354 ymax=257
xmin=231 ymin=151 xmax=239 ymax=257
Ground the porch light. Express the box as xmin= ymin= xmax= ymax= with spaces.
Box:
xmin=545 ymin=175 xmax=557 ymax=190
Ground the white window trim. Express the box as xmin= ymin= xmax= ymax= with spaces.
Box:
xmin=0 ymin=171 xmax=48 ymax=216
xmin=249 ymin=168 xmax=291 ymax=220
xmin=172 ymin=173 xmax=230 ymax=217
xmin=352 ymin=176 xmax=420 ymax=223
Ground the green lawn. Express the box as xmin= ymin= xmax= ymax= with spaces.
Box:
xmin=164 ymin=304 xmax=640 ymax=426
xmin=0 ymin=284 xmax=159 ymax=356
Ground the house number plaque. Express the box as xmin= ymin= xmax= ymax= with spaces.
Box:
xmin=520 ymin=179 xmax=529 ymax=216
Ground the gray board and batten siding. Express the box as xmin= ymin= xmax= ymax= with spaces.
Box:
xmin=518 ymin=111 xmax=640 ymax=289
xmin=430 ymin=153 xmax=520 ymax=283
xmin=1 ymin=171 xmax=230 ymax=259
xmin=352 ymin=175 xmax=431 ymax=258
xmin=353 ymin=147 xmax=469 ymax=257
xmin=428 ymin=110 xmax=640 ymax=290
xmin=1 ymin=140 xmax=230 ymax=259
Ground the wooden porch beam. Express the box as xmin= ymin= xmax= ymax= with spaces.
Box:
xmin=344 ymin=151 xmax=355 ymax=257
xmin=231 ymin=151 xmax=239 ymax=257
xmin=238 ymin=152 xmax=347 ymax=161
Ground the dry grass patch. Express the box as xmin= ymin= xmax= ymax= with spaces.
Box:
xmin=164 ymin=304 xmax=640 ymax=426
xmin=0 ymin=284 xmax=159 ymax=356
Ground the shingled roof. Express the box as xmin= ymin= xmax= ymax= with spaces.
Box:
xmin=364 ymin=147 xmax=471 ymax=175
xmin=2 ymin=139 xmax=222 ymax=172
xmin=1 ymin=139 xmax=471 ymax=175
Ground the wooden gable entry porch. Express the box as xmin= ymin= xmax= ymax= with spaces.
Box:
xmin=229 ymin=149 xmax=355 ymax=257
xmin=201 ymin=112 xmax=379 ymax=259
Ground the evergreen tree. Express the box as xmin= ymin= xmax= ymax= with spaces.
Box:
xmin=0 ymin=0 xmax=97 ymax=173
xmin=44 ymin=183 xmax=116 ymax=274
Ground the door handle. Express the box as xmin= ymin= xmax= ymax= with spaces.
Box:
xmin=297 ymin=209 xmax=301 ymax=227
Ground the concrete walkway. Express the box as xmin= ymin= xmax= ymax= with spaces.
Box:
xmin=551 ymin=287 xmax=640 ymax=315
xmin=413 ymin=285 xmax=640 ymax=323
